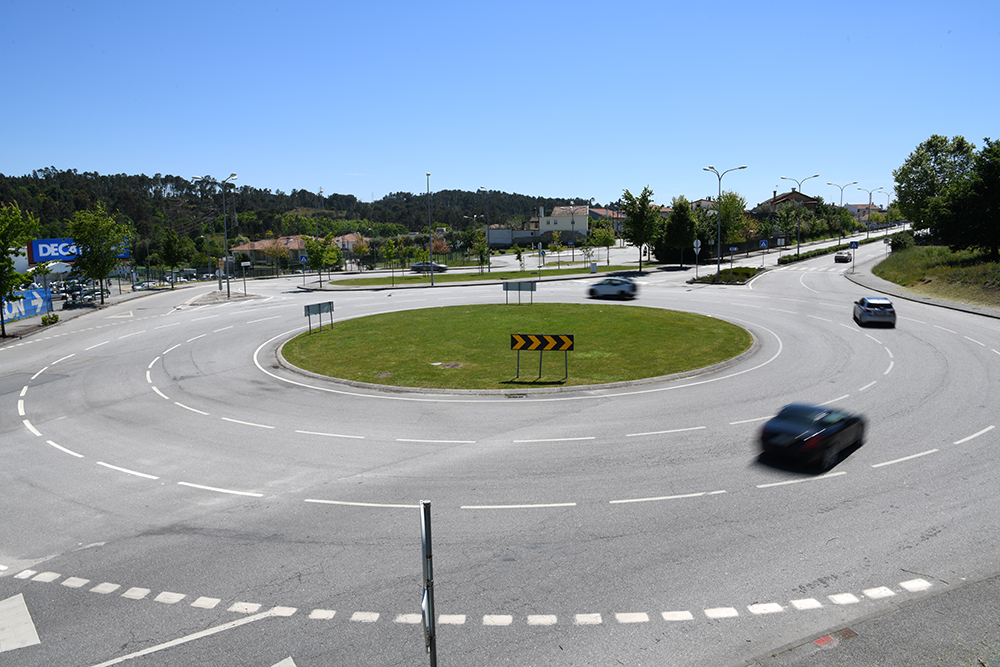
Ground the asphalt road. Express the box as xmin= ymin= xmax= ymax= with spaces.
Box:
xmin=2 ymin=237 xmax=998 ymax=667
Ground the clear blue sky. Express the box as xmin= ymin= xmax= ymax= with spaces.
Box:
xmin=4 ymin=0 xmax=997 ymax=212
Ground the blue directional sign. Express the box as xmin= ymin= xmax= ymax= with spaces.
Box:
xmin=1 ymin=289 xmax=51 ymax=323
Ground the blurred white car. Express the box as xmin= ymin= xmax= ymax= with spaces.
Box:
xmin=588 ymin=277 xmax=637 ymax=299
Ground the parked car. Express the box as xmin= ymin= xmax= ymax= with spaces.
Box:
xmin=853 ymin=296 xmax=896 ymax=327
xmin=759 ymin=403 xmax=866 ymax=471
xmin=834 ymin=251 xmax=852 ymax=263
xmin=588 ymin=276 xmax=637 ymax=299
xmin=132 ymin=281 xmax=158 ymax=291
xmin=410 ymin=261 xmax=448 ymax=273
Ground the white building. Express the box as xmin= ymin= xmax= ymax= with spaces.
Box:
xmin=537 ymin=204 xmax=590 ymax=244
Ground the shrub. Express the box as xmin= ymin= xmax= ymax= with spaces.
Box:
xmin=41 ymin=313 xmax=59 ymax=325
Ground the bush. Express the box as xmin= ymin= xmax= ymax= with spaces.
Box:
xmin=41 ymin=313 xmax=59 ymax=325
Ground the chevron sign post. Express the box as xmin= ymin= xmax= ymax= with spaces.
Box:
xmin=510 ymin=334 xmax=574 ymax=379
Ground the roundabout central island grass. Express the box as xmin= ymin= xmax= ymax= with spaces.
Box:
xmin=281 ymin=303 xmax=752 ymax=390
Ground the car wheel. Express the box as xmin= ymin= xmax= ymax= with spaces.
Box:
xmin=819 ymin=446 xmax=838 ymax=472
xmin=589 ymin=289 xmax=597 ymax=297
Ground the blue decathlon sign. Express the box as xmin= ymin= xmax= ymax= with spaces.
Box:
xmin=30 ymin=238 xmax=78 ymax=262
xmin=2 ymin=289 xmax=52 ymax=324
xmin=29 ymin=238 xmax=131 ymax=262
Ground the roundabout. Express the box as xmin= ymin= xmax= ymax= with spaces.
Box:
xmin=2 ymin=244 xmax=998 ymax=667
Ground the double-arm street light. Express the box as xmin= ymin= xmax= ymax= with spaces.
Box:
xmin=781 ymin=174 xmax=819 ymax=255
xmin=703 ymin=165 xmax=747 ymax=274
xmin=193 ymin=172 xmax=237 ymax=298
xmin=827 ymin=180 xmax=858 ymax=242
xmin=858 ymin=186 xmax=884 ymax=239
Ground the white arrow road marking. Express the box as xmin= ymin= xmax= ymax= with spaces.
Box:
xmin=271 ymin=659 xmax=297 ymax=667
xmin=0 ymin=593 xmax=41 ymax=653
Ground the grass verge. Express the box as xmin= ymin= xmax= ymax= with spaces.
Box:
xmin=873 ymin=246 xmax=1000 ymax=308
xmin=331 ymin=265 xmax=636 ymax=287
xmin=282 ymin=303 xmax=752 ymax=390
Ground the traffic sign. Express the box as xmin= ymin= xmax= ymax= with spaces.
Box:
xmin=510 ymin=334 xmax=574 ymax=351
xmin=759 ymin=240 xmax=768 ymax=248
xmin=850 ymin=241 xmax=859 ymax=249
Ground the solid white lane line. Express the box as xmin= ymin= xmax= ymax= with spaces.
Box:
xmin=396 ymin=438 xmax=476 ymax=444
xmin=175 ymin=403 xmax=209 ymax=415
xmin=461 ymin=503 xmax=576 ymax=509
xmin=96 ymin=462 xmax=159 ymax=479
xmin=145 ymin=371 xmax=152 ymax=383
xmin=30 ymin=367 xmax=48 ymax=380
xmin=757 ymin=472 xmax=846 ymax=488
xmin=626 ymin=426 xmax=706 ymax=437
xmin=148 ymin=357 xmax=160 ymax=369
xmin=17 ymin=399 xmax=25 ymax=416
xmin=191 ymin=315 xmax=219 ymax=321
xmin=884 ymin=360 xmax=894 ymax=375
xmin=859 ymin=381 xmax=877 ymax=391
xmin=186 ymin=334 xmax=207 ymax=342
xmin=512 ymin=437 xmax=595 ymax=443
xmin=23 ymin=420 xmax=41 ymax=436
xmin=295 ymin=430 xmax=364 ymax=440
xmin=52 ymin=354 xmax=75 ymax=365
xmin=865 ymin=334 xmax=882 ymax=344
xmin=118 ymin=331 xmax=145 ymax=339
xmin=964 ymin=336 xmax=985 ymax=346
xmin=152 ymin=387 xmax=169 ymax=400
xmin=954 ymin=425 xmax=995 ymax=444
xmin=20 ymin=386 xmax=27 ymax=396
xmin=162 ymin=344 xmax=181 ymax=354
xmin=610 ymin=490 xmax=725 ymax=504
xmin=47 ymin=440 xmax=84 ymax=458
xmin=730 ymin=416 xmax=770 ymax=425
xmin=214 ymin=326 xmax=234 ymax=332
xmin=934 ymin=325 xmax=957 ymax=334
xmin=821 ymin=395 xmax=850 ymax=405
xmin=305 ymin=499 xmax=420 ymax=509
xmin=221 ymin=417 xmax=274 ymax=429
xmin=871 ymin=449 xmax=939 ymax=468
xmin=177 ymin=482 xmax=264 ymax=497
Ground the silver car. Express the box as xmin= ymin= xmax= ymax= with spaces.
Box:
xmin=588 ymin=277 xmax=637 ymax=299
xmin=853 ymin=296 xmax=896 ymax=327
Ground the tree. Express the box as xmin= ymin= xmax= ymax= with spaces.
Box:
xmin=160 ymin=228 xmax=188 ymax=289
xmin=382 ymin=238 xmax=399 ymax=285
xmin=261 ymin=238 xmax=289 ymax=272
xmin=657 ymin=196 xmax=696 ymax=266
xmin=1 ymin=202 xmax=40 ymax=337
xmin=511 ymin=243 xmax=525 ymax=271
xmin=472 ymin=230 xmax=488 ymax=273
xmin=619 ymin=186 xmax=661 ymax=271
xmin=932 ymin=138 xmax=1000 ymax=260
xmin=588 ymin=219 xmax=616 ymax=265
xmin=68 ymin=202 xmax=132 ymax=305
xmin=549 ymin=230 xmax=563 ymax=269
xmin=893 ymin=134 xmax=976 ymax=226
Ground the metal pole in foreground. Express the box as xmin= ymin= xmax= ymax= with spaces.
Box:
xmin=420 ymin=500 xmax=437 ymax=666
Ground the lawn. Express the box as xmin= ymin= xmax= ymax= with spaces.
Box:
xmin=873 ymin=246 xmax=1000 ymax=308
xmin=281 ymin=303 xmax=752 ymax=390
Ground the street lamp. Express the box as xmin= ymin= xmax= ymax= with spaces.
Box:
xmin=781 ymin=174 xmax=819 ymax=255
xmin=193 ymin=172 xmax=237 ymax=298
xmin=569 ymin=200 xmax=576 ymax=262
xmin=827 ymin=181 xmax=858 ymax=243
xmin=703 ymin=165 xmax=747 ymax=274
xmin=858 ymin=186 xmax=883 ymax=239
xmin=463 ymin=214 xmax=483 ymax=272
xmin=426 ymin=173 xmax=433 ymax=287
xmin=478 ymin=187 xmax=491 ymax=272
xmin=882 ymin=190 xmax=892 ymax=236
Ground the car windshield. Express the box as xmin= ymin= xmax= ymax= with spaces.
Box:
xmin=775 ymin=405 xmax=845 ymax=425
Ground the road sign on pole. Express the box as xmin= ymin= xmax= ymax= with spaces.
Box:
xmin=511 ymin=334 xmax=574 ymax=379
xmin=420 ymin=501 xmax=436 ymax=666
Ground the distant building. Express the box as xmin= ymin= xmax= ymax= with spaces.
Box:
xmin=752 ymin=189 xmax=820 ymax=215
xmin=230 ymin=235 xmax=310 ymax=265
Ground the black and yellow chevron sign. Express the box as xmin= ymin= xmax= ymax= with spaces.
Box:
xmin=510 ymin=334 xmax=574 ymax=351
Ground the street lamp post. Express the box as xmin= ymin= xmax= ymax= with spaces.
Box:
xmin=463 ymin=214 xmax=483 ymax=272
xmin=781 ymin=174 xmax=819 ymax=255
xmin=478 ymin=187 xmax=491 ymax=272
xmin=193 ymin=172 xmax=237 ymax=298
xmin=703 ymin=165 xmax=747 ymax=274
xmin=827 ymin=180 xmax=858 ymax=243
xmin=570 ymin=200 xmax=576 ymax=263
xmin=882 ymin=190 xmax=892 ymax=236
xmin=426 ymin=173 xmax=433 ymax=287
xmin=858 ymin=186 xmax=884 ymax=239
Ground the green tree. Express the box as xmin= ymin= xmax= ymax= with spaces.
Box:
xmin=68 ymin=202 xmax=133 ymax=305
xmin=160 ymin=228 xmax=188 ymax=289
xmin=511 ymin=243 xmax=525 ymax=271
xmin=657 ymin=196 xmax=696 ymax=266
xmin=588 ymin=219 xmax=616 ymax=265
xmin=1 ymin=202 xmax=40 ymax=337
xmin=931 ymin=138 xmax=1000 ymax=260
xmin=548 ymin=230 xmax=563 ymax=269
xmin=619 ymin=186 xmax=661 ymax=271
xmin=382 ymin=237 xmax=399 ymax=285
xmin=893 ymin=134 xmax=976 ymax=226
